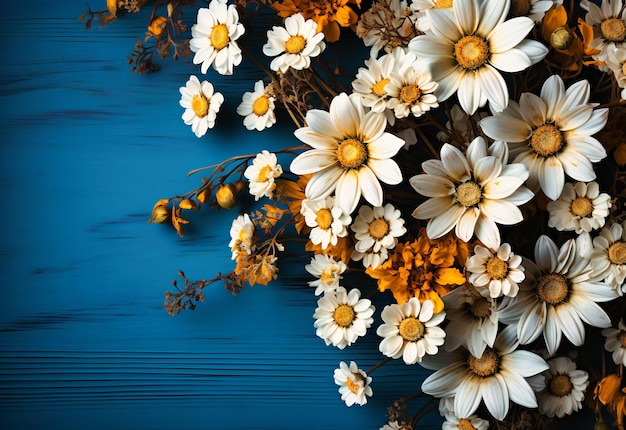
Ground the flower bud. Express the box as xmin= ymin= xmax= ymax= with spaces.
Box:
xmin=150 ymin=200 xmax=170 ymax=224
xmin=216 ymin=184 xmax=238 ymax=209
xmin=550 ymin=27 xmax=573 ymax=50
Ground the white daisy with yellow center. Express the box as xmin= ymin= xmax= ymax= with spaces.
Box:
xmin=465 ymin=242 xmax=525 ymax=298
xmin=300 ymin=196 xmax=351 ymax=250
xmin=590 ymin=220 xmax=626 ymax=290
xmin=408 ymin=0 xmax=547 ymax=115
xmin=243 ymin=150 xmax=283 ymax=201
xmin=179 ymin=75 xmax=224 ymax=138
xmin=602 ymin=320 xmax=626 ymax=366
xmin=263 ymin=13 xmax=326 ymax=74
xmin=189 ymin=0 xmax=245 ymax=75
xmin=442 ymin=413 xmax=489 ymax=430
xmin=236 ymin=80 xmax=276 ymax=131
xmin=313 ymin=287 xmax=375 ymax=349
xmin=376 ymin=298 xmax=446 ymax=365
xmin=305 ymin=254 xmax=347 ymax=296
xmin=547 ymin=181 xmax=612 ymax=234
xmin=228 ymin=213 xmax=255 ymax=260
xmin=606 ymin=48 xmax=626 ymax=100
xmin=385 ymin=62 xmax=439 ymax=119
xmin=290 ymin=92 xmax=405 ymax=215
xmin=537 ymin=356 xmax=589 ymax=418
xmin=583 ymin=0 xmax=626 ymax=65
xmin=351 ymin=49 xmax=400 ymax=114
xmin=333 ymin=361 xmax=373 ymax=407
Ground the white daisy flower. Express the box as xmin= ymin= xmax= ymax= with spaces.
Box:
xmin=305 ymin=254 xmax=347 ymax=296
xmin=590 ymin=220 xmax=626 ymax=291
xmin=313 ymin=286 xmax=375 ymax=349
xmin=385 ymin=64 xmax=439 ymax=119
xmin=356 ymin=0 xmax=416 ymax=58
xmin=537 ymin=356 xmax=589 ymax=418
xmin=351 ymin=51 xmax=399 ymax=114
xmin=376 ymin=298 xmax=446 ymax=365
xmin=606 ymin=48 xmax=626 ymax=100
xmin=290 ymin=92 xmax=405 ymax=215
xmin=236 ymin=80 xmax=276 ymax=131
xmin=300 ymin=196 xmax=351 ymax=249
xmin=442 ymin=413 xmax=489 ymax=430
xmin=189 ymin=0 xmax=245 ymax=75
xmin=602 ymin=320 xmax=626 ymax=366
xmin=466 ymin=242 xmax=525 ymax=298
xmin=547 ymin=181 xmax=611 ymax=234
xmin=333 ymin=361 xmax=373 ymax=406
xmin=421 ymin=324 xmax=549 ymax=421
xmin=179 ymin=75 xmax=224 ymax=138
xmin=350 ymin=203 xmax=407 ymax=269
xmin=584 ymin=0 xmax=626 ymax=65
xmin=410 ymin=0 xmax=453 ymax=34
xmin=480 ymin=74 xmax=609 ymax=201
xmin=498 ymin=235 xmax=618 ymax=356
xmin=410 ymin=137 xmax=533 ymax=250
xmin=228 ymin=213 xmax=255 ymax=259
xmin=442 ymin=287 xmax=499 ymax=357
xmin=263 ymin=13 xmax=326 ymax=74
xmin=438 ymin=396 xmax=456 ymax=417
xmin=507 ymin=0 xmax=555 ymax=23
xmin=408 ymin=0 xmax=547 ymax=114
xmin=243 ymin=150 xmax=283 ymax=201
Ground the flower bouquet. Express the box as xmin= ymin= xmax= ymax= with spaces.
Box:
xmin=82 ymin=0 xmax=626 ymax=428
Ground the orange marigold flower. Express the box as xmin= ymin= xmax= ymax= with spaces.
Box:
xmin=147 ymin=16 xmax=168 ymax=39
xmin=595 ymin=374 xmax=626 ymax=430
xmin=270 ymin=0 xmax=361 ymax=42
xmin=366 ymin=230 xmax=466 ymax=312
xmin=276 ymin=175 xmax=311 ymax=234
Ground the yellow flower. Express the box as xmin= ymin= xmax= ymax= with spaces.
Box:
xmin=276 ymin=175 xmax=311 ymax=234
xmin=147 ymin=16 xmax=168 ymax=39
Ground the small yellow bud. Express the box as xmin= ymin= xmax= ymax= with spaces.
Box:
xmin=216 ymin=184 xmax=238 ymax=209
xmin=148 ymin=16 xmax=168 ymax=39
xmin=150 ymin=200 xmax=170 ymax=224
xmin=550 ymin=27 xmax=573 ymax=50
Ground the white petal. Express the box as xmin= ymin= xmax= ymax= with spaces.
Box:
xmin=330 ymin=93 xmax=358 ymax=137
xmin=477 ymin=65 xmax=508 ymax=113
xmin=426 ymin=204 xmax=466 ymax=238
xmin=480 ymin=374 xmax=509 ymax=421
xmin=488 ymin=17 xmax=534 ymax=53
xmin=441 ymin=144 xmax=471 ymax=182
xmin=336 ymin=170 xmax=361 ymax=214
xmin=480 ymin=199 xmax=523 ymax=225
xmin=410 ymin=175 xmax=455 ymax=198
xmin=421 ymin=362 xmax=468 ymax=396
xmin=458 ymin=72 xmax=482 ymax=115
xmin=455 ymin=376 xmax=483 ymax=419
xmin=290 ymin=150 xmax=338 ymax=174
xmin=413 ymin=196 xmax=455 ymax=220
xmin=368 ymin=158 xmax=402 ymax=185
xmin=555 ymin=304 xmax=585 ymax=347
xmin=538 ymin=157 xmax=564 ymax=200
xmin=499 ymin=369 xmax=538 ymax=408
xmin=306 ymin=110 xmax=342 ymax=140
xmin=455 ymin=0 xmax=479 ymax=35
xmin=489 ymin=48 xmax=531 ymax=73
xmin=305 ymin=166 xmax=343 ymax=200
xmin=502 ymin=350 xmax=549 ymax=377
xmin=456 ymin=207 xmax=479 ymax=242
xmin=568 ymin=294 xmax=611 ymax=327
xmin=358 ymin=167 xmax=383 ymax=208
xmin=477 ymin=0 xmax=509 ymax=36
xmin=480 ymin=116 xmax=531 ymax=142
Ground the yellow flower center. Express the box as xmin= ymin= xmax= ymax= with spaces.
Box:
xmin=400 ymin=84 xmax=421 ymax=104
xmin=537 ymin=273 xmax=569 ymax=305
xmin=316 ymin=208 xmax=333 ymax=230
xmin=346 ymin=376 xmax=361 ymax=394
xmin=551 ymin=27 xmax=574 ymax=50
xmin=321 ymin=269 xmax=336 ymax=283
xmin=508 ymin=0 xmax=531 ymax=17
xmin=468 ymin=348 xmax=499 ymax=377
xmin=549 ymin=374 xmax=573 ymax=397
xmin=601 ymin=18 xmax=626 ymax=43
xmin=433 ymin=0 xmax=453 ymax=8
xmin=210 ymin=23 xmax=230 ymax=50
xmin=570 ymin=197 xmax=593 ymax=218
xmin=457 ymin=419 xmax=477 ymax=430
xmin=622 ymin=61 xmax=626 ymax=75
xmin=252 ymin=95 xmax=270 ymax=116
xmin=285 ymin=35 xmax=306 ymax=54
xmin=399 ymin=317 xmax=425 ymax=341
xmin=337 ymin=138 xmax=368 ymax=169
xmin=333 ymin=304 xmax=356 ymax=327
xmin=456 ymin=181 xmax=482 ymax=207
xmin=530 ymin=123 xmax=564 ymax=157
xmin=191 ymin=94 xmax=209 ymax=118
xmin=454 ymin=35 xmax=489 ymax=70
xmin=469 ymin=297 xmax=492 ymax=319
xmin=486 ymin=257 xmax=509 ymax=280
xmin=608 ymin=241 xmax=626 ymax=265
xmin=369 ymin=219 xmax=390 ymax=240
xmin=619 ymin=331 xmax=626 ymax=348
xmin=372 ymin=78 xmax=390 ymax=96
xmin=257 ymin=165 xmax=273 ymax=182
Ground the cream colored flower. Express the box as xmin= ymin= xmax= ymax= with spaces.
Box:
xmin=301 ymin=196 xmax=351 ymax=250
xmin=236 ymin=80 xmax=276 ymax=131
xmin=356 ymin=0 xmax=416 ymax=58
xmin=583 ymin=0 xmax=626 ymax=64
xmin=442 ymin=413 xmax=489 ymax=430
xmin=228 ymin=213 xmax=255 ymax=259
xmin=243 ymin=150 xmax=283 ymax=201
xmin=547 ymin=181 xmax=611 ymax=234
xmin=590 ymin=220 xmax=626 ymax=290
xmin=537 ymin=356 xmax=589 ymax=418
xmin=351 ymin=51 xmax=399 ymax=114
xmin=290 ymin=93 xmax=404 ymax=214
xmin=606 ymin=48 xmax=626 ymax=100
xmin=305 ymin=254 xmax=347 ymax=296
xmin=190 ymin=0 xmax=245 ymax=75
xmin=602 ymin=320 xmax=626 ymax=366
xmin=333 ymin=361 xmax=373 ymax=406
xmin=507 ymin=0 xmax=555 ymax=23
xmin=465 ymin=243 xmax=525 ymax=298
xmin=385 ymin=64 xmax=439 ymax=119
xmin=179 ymin=75 xmax=224 ymax=138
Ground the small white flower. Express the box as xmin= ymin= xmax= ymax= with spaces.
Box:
xmin=301 ymin=196 xmax=351 ymax=249
xmin=313 ymin=287 xmax=375 ymax=349
xmin=305 ymin=254 xmax=347 ymax=296
xmin=606 ymin=47 xmax=626 ymax=100
xmin=236 ymin=80 xmax=276 ymax=131
xmin=263 ymin=14 xmax=325 ymax=73
xmin=228 ymin=213 xmax=255 ymax=259
xmin=465 ymin=243 xmax=525 ymax=298
xmin=243 ymin=150 xmax=283 ymax=201
xmin=442 ymin=413 xmax=489 ymax=430
xmin=352 ymin=51 xmax=398 ymax=114
xmin=179 ymin=75 xmax=224 ymax=138
xmin=333 ymin=361 xmax=373 ymax=406
xmin=385 ymin=65 xmax=439 ymax=119
xmin=507 ymin=0 xmax=555 ymax=23
xmin=377 ymin=298 xmax=446 ymax=365
xmin=584 ymin=0 xmax=626 ymax=65
xmin=590 ymin=220 xmax=626 ymax=291
xmin=602 ymin=320 xmax=626 ymax=366
xmin=537 ymin=356 xmax=589 ymax=418
xmin=351 ymin=203 xmax=407 ymax=269
xmin=189 ymin=0 xmax=245 ymax=75
xmin=547 ymin=181 xmax=611 ymax=234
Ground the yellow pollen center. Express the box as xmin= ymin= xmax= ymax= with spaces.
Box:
xmin=333 ymin=304 xmax=356 ymax=327
xmin=346 ymin=376 xmax=361 ymax=394
xmin=433 ymin=0 xmax=453 ymax=8
xmin=456 ymin=181 xmax=482 ymax=207
xmin=537 ymin=273 xmax=569 ymax=305
xmin=570 ymin=197 xmax=593 ymax=218
xmin=400 ymin=84 xmax=421 ymax=104
xmin=455 ymin=35 xmax=489 ymax=70
xmin=320 ymin=270 xmax=336 ymax=283
xmin=622 ymin=62 xmax=626 ymax=75
xmin=315 ymin=208 xmax=333 ymax=230
xmin=608 ymin=241 xmax=626 ymax=265
xmin=399 ymin=317 xmax=425 ymax=341
xmin=191 ymin=94 xmax=209 ymax=118
xmin=285 ymin=35 xmax=306 ymax=54
xmin=469 ymin=298 xmax=492 ymax=319
xmin=257 ymin=165 xmax=273 ymax=182
xmin=468 ymin=348 xmax=499 ymax=377
xmin=337 ymin=138 xmax=368 ymax=169
xmin=601 ymin=18 xmax=626 ymax=42
xmin=530 ymin=123 xmax=564 ymax=157
xmin=457 ymin=419 xmax=477 ymax=430
xmin=549 ymin=374 xmax=573 ymax=397
xmin=509 ymin=0 xmax=531 ymax=17
xmin=619 ymin=331 xmax=626 ymax=348
xmin=369 ymin=219 xmax=390 ymax=240
xmin=372 ymin=78 xmax=390 ymax=96
xmin=252 ymin=95 xmax=270 ymax=116
xmin=210 ymin=24 xmax=230 ymax=50
xmin=486 ymin=257 xmax=509 ymax=280
xmin=551 ymin=27 xmax=574 ymax=50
